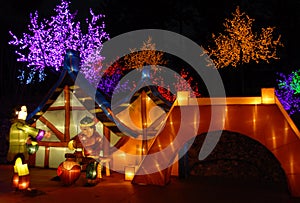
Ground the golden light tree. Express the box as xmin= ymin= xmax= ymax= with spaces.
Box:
xmin=205 ymin=6 xmax=283 ymax=69
xmin=124 ymin=36 xmax=167 ymax=70
xmin=123 ymin=37 xmax=202 ymax=101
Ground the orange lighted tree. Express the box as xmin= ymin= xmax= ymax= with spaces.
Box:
xmin=124 ymin=37 xmax=201 ymax=101
xmin=124 ymin=36 xmax=167 ymax=70
xmin=205 ymin=6 xmax=283 ymax=69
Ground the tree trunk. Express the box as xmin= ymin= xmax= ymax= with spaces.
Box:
xmin=239 ymin=48 xmax=245 ymax=96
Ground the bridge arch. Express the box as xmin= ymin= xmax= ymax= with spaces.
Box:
xmin=131 ymin=89 xmax=300 ymax=196
xmin=188 ymin=130 xmax=288 ymax=189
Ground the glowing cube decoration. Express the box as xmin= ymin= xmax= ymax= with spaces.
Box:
xmin=177 ymin=91 xmax=190 ymax=106
xmin=124 ymin=166 xmax=135 ymax=181
xmin=261 ymin=88 xmax=275 ymax=104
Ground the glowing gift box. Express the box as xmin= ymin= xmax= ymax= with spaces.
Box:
xmin=124 ymin=166 xmax=135 ymax=181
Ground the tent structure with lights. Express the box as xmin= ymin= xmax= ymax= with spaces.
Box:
xmin=25 ymin=50 xmax=173 ymax=172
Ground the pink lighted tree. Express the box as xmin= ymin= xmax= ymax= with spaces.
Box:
xmin=9 ymin=0 xmax=109 ymax=84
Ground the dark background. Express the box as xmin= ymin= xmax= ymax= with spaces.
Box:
xmin=0 ymin=0 xmax=299 ymax=121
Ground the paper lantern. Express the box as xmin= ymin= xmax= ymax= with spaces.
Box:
xmin=26 ymin=142 xmax=39 ymax=155
xmin=18 ymin=173 xmax=30 ymax=190
xmin=85 ymin=161 xmax=100 ymax=186
xmin=13 ymin=158 xmax=30 ymax=190
xmin=57 ymin=154 xmax=81 ymax=186
xmin=12 ymin=165 xmax=19 ymax=189
xmin=86 ymin=161 xmax=98 ymax=180
xmin=124 ymin=166 xmax=135 ymax=181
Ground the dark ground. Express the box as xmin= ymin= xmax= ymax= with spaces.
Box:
xmin=0 ymin=164 xmax=300 ymax=203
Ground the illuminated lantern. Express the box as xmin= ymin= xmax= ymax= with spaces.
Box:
xmin=13 ymin=157 xmax=30 ymax=190
xmin=12 ymin=158 xmax=22 ymax=189
xmin=26 ymin=141 xmax=39 ymax=155
xmin=7 ymin=105 xmax=45 ymax=164
xmin=177 ymin=91 xmax=190 ymax=106
xmin=57 ymin=154 xmax=81 ymax=186
xmin=261 ymin=88 xmax=275 ymax=104
xmin=86 ymin=161 xmax=99 ymax=186
xmin=12 ymin=171 xmax=19 ymax=189
xmin=17 ymin=164 xmax=30 ymax=190
xmin=124 ymin=166 xmax=135 ymax=181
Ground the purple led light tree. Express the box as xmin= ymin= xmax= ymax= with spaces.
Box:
xmin=9 ymin=0 xmax=109 ymax=84
xmin=275 ymin=70 xmax=300 ymax=115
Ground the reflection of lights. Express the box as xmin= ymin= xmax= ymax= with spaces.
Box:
xmin=284 ymin=122 xmax=289 ymax=132
xmin=252 ymin=105 xmax=258 ymax=133
xmin=271 ymin=127 xmax=277 ymax=148
xmin=155 ymin=163 xmax=161 ymax=170
xmin=289 ymin=153 xmax=295 ymax=174
xmin=119 ymin=152 xmax=126 ymax=157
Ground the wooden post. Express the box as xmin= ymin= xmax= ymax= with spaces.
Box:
xmin=103 ymin=126 xmax=110 ymax=157
xmin=141 ymin=91 xmax=148 ymax=155
xmin=64 ymin=85 xmax=70 ymax=142
xmin=44 ymin=146 xmax=50 ymax=168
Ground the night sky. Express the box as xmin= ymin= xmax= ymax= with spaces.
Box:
xmin=0 ymin=0 xmax=300 ymax=119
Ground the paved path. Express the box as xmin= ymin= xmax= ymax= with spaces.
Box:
xmin=0 ymin=164 xmax=299 ymax=203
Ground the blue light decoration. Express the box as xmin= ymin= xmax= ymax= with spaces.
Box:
xmin=275 ymin=69 xmax=300 ymax=115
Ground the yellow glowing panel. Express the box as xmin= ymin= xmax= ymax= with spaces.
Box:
xmin=177 ymin=91 xmax=190 ymax=106
xmin=261 ymin=88 xmax=275 ymax=104
xmin=124 ymin=166 xmax=135 ymax=181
